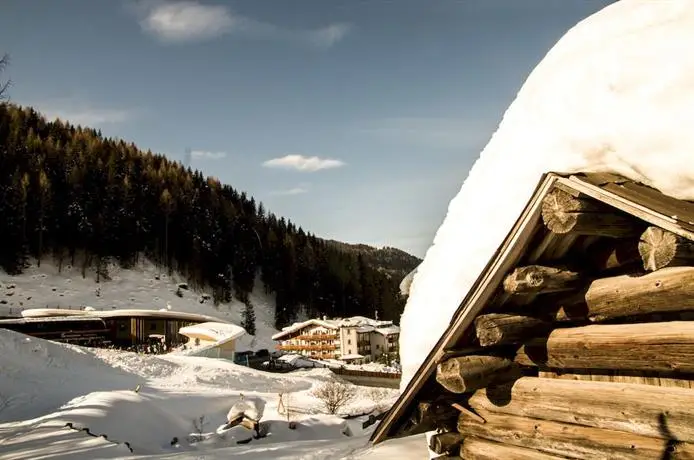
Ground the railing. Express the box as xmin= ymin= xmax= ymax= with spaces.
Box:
xmin=330 ymin=367 xmax=402 ymax=379
xmin=296 ymin=333 xmax=338 ymax=340
xmin=278 ymin=344 xmax=338 ymax=351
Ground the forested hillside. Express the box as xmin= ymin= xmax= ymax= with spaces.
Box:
xmin=323 ymin=240 xmax=421 ymax=280
xmin=0 ymin=103 xmax=416 ymax=327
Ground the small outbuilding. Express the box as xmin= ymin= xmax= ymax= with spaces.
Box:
xmin=178 ymin=321 xmax=246 ymax=359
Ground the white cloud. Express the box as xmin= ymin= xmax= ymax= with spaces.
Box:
xmin=132 ymin=1 xmax=350 ymax=47
xmin=270 ymin=187 xmax=309 ymax=196
xmin=137 ymin=1 xmax=235 ymax=43
xmin=262 ymin=154 xmax=346 ymax=172
xmin=306 ymin=23 xmax=352 ymax=49
xmin=191 ymin=150 xmax=227 ymax=160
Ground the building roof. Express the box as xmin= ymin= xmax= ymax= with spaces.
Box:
xmin=178 ymin=321 xmax=246 ymax=345
xmin=0 ymin=316 xmax=106 ymax=325
xmin=371 ymin=171 xmax=694 ymax=444
xmin=20 ymin=308 xmax=226 ymax=324
xmin=374 ymin=326 xmax=400 ymax=336
xmin=339 ymin=353 xmax=365 ymax=360
xmin=271 ymin=315 xmax=393 ymax=340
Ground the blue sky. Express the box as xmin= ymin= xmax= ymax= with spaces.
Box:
xmin=0 ymin=0 xmax=615 ymax=257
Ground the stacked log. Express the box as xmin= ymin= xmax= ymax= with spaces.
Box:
xmin=419 ymin=185 xmax=694 ymax=458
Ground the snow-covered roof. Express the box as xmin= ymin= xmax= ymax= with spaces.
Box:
xmin=355 ymin=326 xmax=375 ymax=333
xmin=339 ymin=353 xmax=364 ymax=361
xmin=337 ymin=316 xmax=393 ymax=328
xmin=271 ymin=319 xmax=339 ymax=340
xmin=20 ymin=308 xmax=226 ymax=324
xmin=398 ymin=0 xmax=694 ymax=395
xmin=399 ymin=266 xmax=418 ymax=298
xmin=271 ymin=315 xmax=393 ymax=340
xmin=374 ymin=326 xmax=400 ymax=336
xmin=178 ymin=321 xmax=246 ymax=344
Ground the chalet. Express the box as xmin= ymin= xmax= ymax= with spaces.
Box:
xmin=272 ymin=315 xmax=400 ymax=363
xmin=371 ymin=172 xmax=694 ymax=458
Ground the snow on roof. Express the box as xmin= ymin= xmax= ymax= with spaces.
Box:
xmin=337 ymin=316 xmax=392 ymax=328
xmin=339 ymin=353 xmax=365 ymax=361
xmin=178 ymin=321 xmax=246 ymax=344
xmin=20 ymin=308 xmax=226 ymax=324
xmin=271 ymin=319 xmax=339 ymax=340
xmin=0 ymin=316 xmax=105 ymax=325
xmin=271 ymin=315 xmax=392 ymax=340
xmin=374 ymin=326 xmax=400 ymax=336
xmin=398 ymin=0 xmax=694 ymax=392
xmin=355 ymin=326 xmax=375 ymax=333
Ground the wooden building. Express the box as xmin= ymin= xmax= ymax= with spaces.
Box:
xmin=371 ymin=172 xmax=694 ymax=459
xmin=15 ymin=308 xmax=225 ymax=350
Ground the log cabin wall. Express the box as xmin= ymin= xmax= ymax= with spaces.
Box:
xmin=418 ymin=179 xmax=694 ymax=459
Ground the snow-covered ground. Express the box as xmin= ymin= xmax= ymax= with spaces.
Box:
xmin=400 ymin=0 xmax=694 ymax=389
xmin=0 ymin=259 xmax=278 ymax=351
xmin=0 ymin=328 xmax=418 ymax=459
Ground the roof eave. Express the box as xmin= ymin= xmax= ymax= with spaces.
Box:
xmin=370 ymin=172 xmax=560 ymax=444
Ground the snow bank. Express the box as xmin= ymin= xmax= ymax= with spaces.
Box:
xmin=0 ymin=329 xmax=137 ymax=422
xmin=400 ymin=0 xmax=694 ymax=389
xmin=0 ymin=329 xmax=401 ymax=459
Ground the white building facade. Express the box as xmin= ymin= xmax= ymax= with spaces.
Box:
xmin=272 ymin=316 xmax=400 ymax=363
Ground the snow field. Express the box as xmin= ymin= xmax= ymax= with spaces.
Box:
xmin=0 ymin=329 xmax=404 ymax=459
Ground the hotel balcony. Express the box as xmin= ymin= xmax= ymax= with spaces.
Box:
xmin=296 ymin=333 xmax=338 ymax=341
xmin=278 ymin=343 xmax=339 ymax=351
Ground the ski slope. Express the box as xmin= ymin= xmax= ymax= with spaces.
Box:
xmin=399 ymin=0 xmax=694 ymax=389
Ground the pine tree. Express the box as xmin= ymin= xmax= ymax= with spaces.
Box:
xmin=242 ymin=302 xmax=256 ymax=336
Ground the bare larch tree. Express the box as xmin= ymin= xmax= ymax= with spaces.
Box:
xmin=0 ymin=54 xmax=10 ymax=100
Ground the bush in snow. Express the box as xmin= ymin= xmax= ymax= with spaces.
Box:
xmin=189 ymin=414 xmax=207 ymax=443
xmin=310 ymin=381 xmax=357 ymax=415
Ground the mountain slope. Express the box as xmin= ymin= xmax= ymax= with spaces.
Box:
xmin=0 ymin=103 xmax=408 ymax=327
xmin=323 ymin=240 xmax=421 ymax=281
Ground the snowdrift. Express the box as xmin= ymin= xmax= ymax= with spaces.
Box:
xmin=400 ymin=0 xmax=694 ymax=388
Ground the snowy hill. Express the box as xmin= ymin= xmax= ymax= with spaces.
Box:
xmin=399 ymin=0 xmax=694 ymax=389
xmin=0 ymin=329 xmax=415 ymax=459
xmin=0 ymin=259 xmax=278 ymax=351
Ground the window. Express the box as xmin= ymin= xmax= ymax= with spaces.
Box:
xmin=376 ymin=344 xmax=380 ymax=349
xmin=150 ymin=322 xmax=157 ymax=331
xmin=348 ymin=339 xmax=351 ymax=344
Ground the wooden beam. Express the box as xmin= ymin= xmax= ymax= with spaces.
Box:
xmin=583 ymin=266 xmax=694 ymax=322
xmin=502 ymin=265 xmax=583 ymax=295
xmin=458 ymin=409 xmax=694 ymax=460
xmin=436 ymin=355 xmax=519 ymax=394
xmin=462 ymin=437 xmax=566 ymax=460
xmin=639 ymin=226 xmax=694 ymax=271
xmin=541 ymin=188 xmax=641 ymax=237
xmin=474 ymin=313 xmax=551 ymax=347
xmin=428 ymin=432 xmax=463 ymax=456
xmin=514 ymin=321 xmax=694 ymax=373
xmin=467 ymin=376 xmax=694 ymax=442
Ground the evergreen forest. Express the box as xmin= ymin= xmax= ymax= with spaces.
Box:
xmin=0 ymin=102 xmax=420 ymax=329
